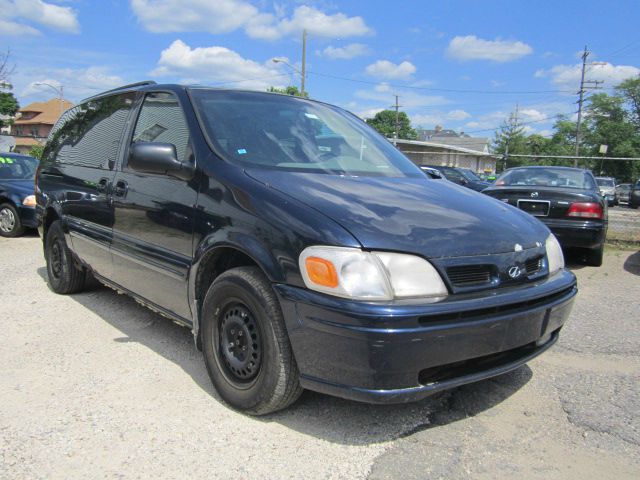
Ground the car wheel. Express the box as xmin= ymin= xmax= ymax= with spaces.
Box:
xmin=0 ymin=203 xmax=25 ymax=237
xmin=201 ymin=266 xmax=303 ymax=415
xmin=585 ymin=245 xmax=604 ymax=267
xmin=45 ymin=220 xmax=87 ymax=294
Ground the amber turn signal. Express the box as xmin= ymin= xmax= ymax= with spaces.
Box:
xmin=305 ymin=256 xmax=339 ymax=288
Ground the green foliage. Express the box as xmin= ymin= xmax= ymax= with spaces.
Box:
xmin=28 ymin=145 xmax=44 ymax=160
xmin=0 ymin=91 xmax=19 ymax=127
xmin=267 ymin=85 xmax=309 ymax=98
xmin=365 ymin=110 xmax=417 ymax=140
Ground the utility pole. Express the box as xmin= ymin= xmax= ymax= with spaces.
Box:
xmin=392 ymin=95 xmax=401 ymax=146
xmin=503 ymin=104 xmax=519 ymax=170
xmin=574 ymin=45 xmax=603 ymax=166
xmin=301 ymin=29 xmax=307 ymax=97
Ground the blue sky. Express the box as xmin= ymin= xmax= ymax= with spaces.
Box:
xmin=2 ymin=0 xmax=639 ymax=138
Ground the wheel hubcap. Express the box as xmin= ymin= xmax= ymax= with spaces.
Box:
xmin=50 ymin=240 xmax=62 ymax=278
xmin=0 ymin=208 xmax=15 ymax=233
xmin=219 ymin=304 xmax=262 ymax=382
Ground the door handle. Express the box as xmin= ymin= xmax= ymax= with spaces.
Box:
xmin=114 ymin=180 xmax=128 ymax=198
xmin=96 ymin=177 xmax=109 ymax=193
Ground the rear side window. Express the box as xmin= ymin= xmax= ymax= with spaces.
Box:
xmin=130 ymin=92 xmax=190 ymax=163
xmin=44 ymin=93 xmax=136 ymax=169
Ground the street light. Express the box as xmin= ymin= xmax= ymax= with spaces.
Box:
xmin=271 ymin=29 xmax=307 ymax=96
xmin=34 ymin=82 xmax=64 ymax=116
xmin=272 ymin=58 xmax=305 ymax=96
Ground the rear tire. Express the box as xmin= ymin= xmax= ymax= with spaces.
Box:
xmin=585 ymin=245 xmax=604 ymax=267
xmin=45 ymin=220 xmax=87 ymax=294
xmin=0 ymin=203 xmax=25 ymax=237
xmin=201 ymin=266 xmax=302 ymax=415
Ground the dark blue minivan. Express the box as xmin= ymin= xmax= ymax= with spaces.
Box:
xmin=36 ymin=82 xmax=577 ymax=414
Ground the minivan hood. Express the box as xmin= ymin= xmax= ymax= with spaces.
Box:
xmin=246 ymin=170 xmax=549 ymax=258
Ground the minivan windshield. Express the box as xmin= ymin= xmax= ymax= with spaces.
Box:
xmin=190 ymin=90 xmax=423 ymax=177
xmin=495 ymin=167 xmax=596 ymax=190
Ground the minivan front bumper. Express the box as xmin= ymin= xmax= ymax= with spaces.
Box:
xmin=275 ymin=269 xmax=576 ymax=404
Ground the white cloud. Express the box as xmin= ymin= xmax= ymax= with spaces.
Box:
xmin=446 ymin=35 xmax=533 ymax=62
xmin=319 ymin=43 xmax=369 ymax=60
xmin=354 ymin=84 xmax=448 ymax=109
xmin=131 ymin=1 xmax=372 ymax=40
xmin=0 ymin=0 xmax=79 ymax=35
xmin=150 ymin=40 xmax=286 ymax=91
xmin=412 ymin=109 xmax=471 ymax=128
xmin=535 ymin=62 xmax=640 ymax=89
xmin=365 ymin=60 xmax=416 ymax=80
xmin=20 ymin=66 xmax=124 ymax=100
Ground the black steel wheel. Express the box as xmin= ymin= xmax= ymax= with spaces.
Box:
xmin=45 ymin=220 xmax=87 ymax=294
xmin=218 ymin=303 xmax=263 ymax=386
xmin=201 ymin=266 xmax=302 ymax=415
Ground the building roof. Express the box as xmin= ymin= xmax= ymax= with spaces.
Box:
xmin=426 ymin=136 xmax=490 ymax=153
xmin=13 ymin=137 xmax=44 ymax=147
xmin=395 ymin=138 xmax=494 ymax=156
xmin=14 ymin=99 xmax=74 ymax=126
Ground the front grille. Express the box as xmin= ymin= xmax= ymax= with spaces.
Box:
xmin=525 ymin=256 xmax=542 ymax=275
xmin=446 ymin=265 xmax=492 ymax=287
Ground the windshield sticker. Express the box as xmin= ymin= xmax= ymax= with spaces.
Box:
xmin=237 ymin=149 xmax=247 ymax=155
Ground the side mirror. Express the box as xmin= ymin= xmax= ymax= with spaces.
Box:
xmin=129 ymin=142 xmax=194 ymax=181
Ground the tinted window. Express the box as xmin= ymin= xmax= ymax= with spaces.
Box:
xmin=190 ymin=89 xmax=422 ymax=178
xmin=496 ymin=168 xmax=596 ymax=190
xmin=596 ymin=178 xmax=615 ymax=187
xmin=131 ymin=92 xmax=190 ymax=163
xmin=0 ymin=155 xmax=38 ymax=179
xmin=44 ymin=93 xmax=135 ymax=169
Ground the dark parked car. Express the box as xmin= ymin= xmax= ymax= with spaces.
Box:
xmin=595 ymin=176 xmax=617 ymax=206
xmin=36 ymin=82 xmax=577 ymax=414
xmin=423 ymin=165 xmax=491 ymax=191
xmin=615 ymin=183 xmax=632 ymax=205
xmin=483 ymin=166 xmax=607 ymax=266
xmin=630 ymin=180 xmax=640 ymax=208
xmin=419 ymin=166 xmax=445 ymax=180
xmin=0 ymin=152 xmax=39 ymax=237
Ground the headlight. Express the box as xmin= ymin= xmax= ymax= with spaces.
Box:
xmin=299 ymin=246 xmax=448 ymax=301
xmin=545 ymin=234 xmax=565 ymax=274
xmin=22 ymin=195 xmax=36 ymax=207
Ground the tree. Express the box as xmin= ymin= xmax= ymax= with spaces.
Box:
xmin=0 ymin=49 xmax=15 ymax=86
xmin=0 ymin=91 xmax=19 ymax=129
xmin=267 ymin=85 xmax=309 ymax=98
xmin=492 ymin=109 xmax=528 ymax=169
xmin=615 ymin=77 xmax=640 ymax=131
xmin=365 ymin=110 xmax=417 ymax=140
xmin=28 ymin=145 xmax=44 ymax=160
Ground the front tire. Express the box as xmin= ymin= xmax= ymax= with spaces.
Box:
xmin=45 ymin=220 xmax=87 ymax=294
xmin=201 ymin=266 xmax=302 ymax=415
xmin=0 ymin=203 xmax=25 ymax=237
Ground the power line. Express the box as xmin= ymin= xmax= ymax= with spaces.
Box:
xmin=306 ymin=70 xmax=576 ymax=95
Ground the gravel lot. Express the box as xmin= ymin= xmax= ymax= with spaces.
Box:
xmin=1 ymin=235 xmax=639 ymax=479
xmin=608 ymin=206 xmax=640 ymax=242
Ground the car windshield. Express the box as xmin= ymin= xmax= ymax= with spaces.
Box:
xmin=495 ymin=167 xmax=596 ymax=190
xmin=190 ymin=90 xmax=422 ymax=177
xmin=0 ymin=155 xmax=38 ymax=180
xmin=459 ymin=169 xmax=481 ymax=181
xmin=596 ymin=178 xmax=615 ymax=187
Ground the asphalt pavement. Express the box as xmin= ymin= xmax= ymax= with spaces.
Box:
xmin=1 ymin=235 xmax=638 ymax=479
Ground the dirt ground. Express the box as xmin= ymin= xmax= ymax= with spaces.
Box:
xmin=1 ymin=235 xmax=638 ymax=479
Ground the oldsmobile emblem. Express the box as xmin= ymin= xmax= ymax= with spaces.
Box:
xmin=508 ymin=266 xmax=522 ymax=279
xmin=514 ymin=243 xmax=523 ymax=252
xmin=531 ymin=192 xmax=539 ymax=198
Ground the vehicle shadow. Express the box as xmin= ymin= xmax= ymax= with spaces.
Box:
xmin=36 ymin=267 xmax=533 ymax=446
xmin=623 ymin=251 xmax=640 ymax=276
